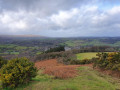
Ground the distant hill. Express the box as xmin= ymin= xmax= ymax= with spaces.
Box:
xmin=0 ymin=35 xmax=47 ymax=38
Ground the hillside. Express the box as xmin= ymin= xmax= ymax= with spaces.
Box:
xmin=1 ymin=59 xmax=119 ymax=90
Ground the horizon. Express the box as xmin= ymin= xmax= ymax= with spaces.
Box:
xmin=0 ymin=0 xmax=120 ymax=37
xmin=0 ymin=34 xmax=120 ymax=38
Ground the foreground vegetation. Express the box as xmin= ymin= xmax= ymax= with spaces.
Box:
xmin=94 ymin=52 xmax=120 ymax=71
xmin=0 ymin=57 xmax=37 ymax=89
xmin=1 ymin=66 xmax=120 ymax=90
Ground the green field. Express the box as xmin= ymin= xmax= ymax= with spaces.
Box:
xmin=0 ymin=52 xmax=19 ymax=55
xmin=76 ymin=52 xmax=98 ymax=60
xmin=36 ymin=52 xmax=42 ymax=55
xmin=1 ymin=66 xmax=120 ymax=90
xmin=10 ymin=52 xmax=19 ymax=55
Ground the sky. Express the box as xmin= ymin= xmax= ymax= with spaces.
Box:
xmin=0 ymin=0 xmax=120 ymax=37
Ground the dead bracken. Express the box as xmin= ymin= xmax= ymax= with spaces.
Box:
xmin=35 ymin=59 xmax=93 ymax=79
xmin=35 ymin=59 xmax=80 ymax=78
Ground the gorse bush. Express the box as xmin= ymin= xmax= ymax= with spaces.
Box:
xmin=93 ymin=52 xmax=110 ymax=69
xmin=0 ymin=56 xmax=7 ymax=68
xmin=0 ymin=57 xmax=37 ymax=88
xmin=93 ymin=52 xmax=120 ymax=71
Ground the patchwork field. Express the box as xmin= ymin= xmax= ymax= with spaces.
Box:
xmin=76 ymin=52 xmax=98 ymax=60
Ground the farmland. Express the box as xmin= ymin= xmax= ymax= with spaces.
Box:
xmin=76 ymin=52 xmax=98 ymax=60
xmin=0 ymin=36 xmax=120 ymax=60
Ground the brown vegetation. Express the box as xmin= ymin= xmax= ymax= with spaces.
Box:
xmin=95 ymin=68 xmax=120 ymax=78
xmin=35 ymin=59 xmax=64 ymax=69
xmin=43 ymin=65 xmax=79 ymax=79
xmin=35 ymin=59 xmax=92 ymax=79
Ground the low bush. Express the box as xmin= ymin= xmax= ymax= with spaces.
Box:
xmin=93 ymin=52 xmax=120 ymax=71
xmin=36 ymin=51 xmax=74 ymax=61
xmin=0 ymin=57 xmax=37 ymax=88
xmin=70 ymin=58 xmax=97 ymax=65
xmin=57 ymin=52 xmax=77 ymax=65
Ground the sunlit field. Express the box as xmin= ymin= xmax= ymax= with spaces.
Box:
xmin=76 ymin=52 xmax=98 ymax=60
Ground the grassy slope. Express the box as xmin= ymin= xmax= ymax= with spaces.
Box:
xmin=1 ymin=66 xmax=119 ymax=90
xmin=77 ymin=52 xmax=97 ymax=60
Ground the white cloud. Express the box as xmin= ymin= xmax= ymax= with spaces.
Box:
xmin=108 ymin=6 xmax=120 ymax=15
xmin=8 ymin=20 xmax=27 ymax=30
xmin=50 ymin=8 xmax=79 ymax=27
xmin=0 ymin=10 xmax=29 ymax=32
xmin=0 ymin=0 xmax=120 ymax=37
xmin=1 ymin=14 xmax=13 ymax=24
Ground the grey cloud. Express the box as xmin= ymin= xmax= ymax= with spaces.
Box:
xmin=0 ymin=0 xmax=91 ymax=17
xmin=0 ymin=0 xmax=120 ymax=37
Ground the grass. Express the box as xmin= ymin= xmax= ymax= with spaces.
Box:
xmin=10 ymin=52 xmax=19 ymax=55
xmin=0 ymin=53 xmax=8 ymax=55
xmin=1 ymin=66 xmax=119 ymax=90
xmin=76 ymin=52 xmax=98 ymax=60
xmin=36 ymin=52 xmax=42 ymax=55
xmin=64 ymin=40 xmax=84 ymax=47
xmin=65 ymin=41 xmax=76 ymax=47
xmin=0 ymin=52 xmax=19 ymax=55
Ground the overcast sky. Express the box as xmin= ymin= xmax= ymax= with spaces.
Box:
xmin=0 ymin=0 xmax=120 ymax=37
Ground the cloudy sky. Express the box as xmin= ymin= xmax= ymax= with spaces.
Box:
xmin=0 ymin=0 xmax=120 ymax=37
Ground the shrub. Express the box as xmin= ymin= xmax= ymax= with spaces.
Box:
xmin=70 ymin=58 xmax=97 ymax=65
xmin=93 ymin=52 xmax=120 ymax=71
xmin=57 ymin=52 xmax=77 ymax=65
xmin=36 ymin=51 xmax=74 ymax=62
xmin=0 ymin=56 xmax=7 ymax=68
xmin=0 ymin=57 xmax=37 ymax=88
xmin=45 ymin=46 xmax=65 ymax=53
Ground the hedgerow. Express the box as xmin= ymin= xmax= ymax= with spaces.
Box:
xmin=70 ymin=58 xmax=97 ymax=65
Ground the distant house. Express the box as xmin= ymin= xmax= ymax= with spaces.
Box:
xmin=65 ymin=47 xmax=71 ymax=51
xmin=44 ymin=47 xmax=49 ymax=51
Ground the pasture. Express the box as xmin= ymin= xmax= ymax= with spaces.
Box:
xmin=76 ymin=52 xmax=98 ymax=60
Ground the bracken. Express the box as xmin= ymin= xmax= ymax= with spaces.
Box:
xmin=35 ymin=59 xmax=92 ymax=79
